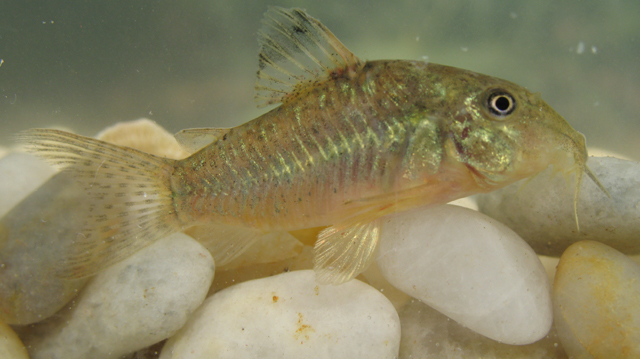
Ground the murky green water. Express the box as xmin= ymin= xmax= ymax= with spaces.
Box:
xmin=1 ymin=0 xmax=639 ymax=156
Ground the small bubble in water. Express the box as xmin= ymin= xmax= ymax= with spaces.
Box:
xmin=576 ymin=41 xmax=585 ymax=54
xmin=591 ymin=46 xmax=598 ymax=54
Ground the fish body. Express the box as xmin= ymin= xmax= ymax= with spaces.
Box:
xmin=173 ymin=60 xmax=467 ymax=231
xmin=173 ymin=60 xmax=572 ymax=232
xmin=18 ymin=7 xmax=606 ymax=284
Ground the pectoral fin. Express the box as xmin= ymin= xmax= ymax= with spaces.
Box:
xmin=314 ymin=218 xmax=381 ymax=285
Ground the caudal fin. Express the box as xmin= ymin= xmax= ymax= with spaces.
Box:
xmin=17 ymin=129 xmax=181 ymax=278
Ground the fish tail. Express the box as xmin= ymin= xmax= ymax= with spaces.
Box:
xmin=17 ymin=129 xmax=181 ymax=278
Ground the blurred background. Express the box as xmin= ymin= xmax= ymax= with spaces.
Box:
xmin=1 ymin=0 xmax=639 ymax=158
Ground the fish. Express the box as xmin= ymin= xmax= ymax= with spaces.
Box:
xmin=17 ymin=7 xmax=608 ymax=285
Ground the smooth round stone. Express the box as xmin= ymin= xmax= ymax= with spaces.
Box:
xmin=24 ymin=232 xmax=215 ymax=359
xmin=96 ymin=118 xmax=189 ymax=160
xmin=0 ymin=171 xmax=89 ymax=325
xmin=361 ymin=261 xmax=412 ymax=311
xmin=0 ymin=321 xmax=29 ymax=359
xmin=476 ymin=157 xmax=640 ymax=256
xmin=398 ymin=299 xmax=567 ymax=359
xmin=377 ymin=204 xmax=552 ymax=345
xmin=553 ymin=240 xmax=640 ymax=358
xmin=161 ymin=270 xmax=401 ymax=359
xmin=0 ymin=152 xmax=56 ymax=218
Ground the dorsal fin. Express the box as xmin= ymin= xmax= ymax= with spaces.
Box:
xmin=174 ymin=127 xmax=232 ymax=154
xmin=255 ymin=7 xmax=363 ymax=107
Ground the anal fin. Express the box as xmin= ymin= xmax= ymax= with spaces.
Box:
xmin=185 ymin=225 xmax=264 ymax=266
xmin=185 ymin=225 xmax=303 ymax=268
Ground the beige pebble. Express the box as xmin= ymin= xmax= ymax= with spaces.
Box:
xmin=447 ymin=196 xmax=478 ymax=210
xmin=96 ymin=118 xmax=189 ymax=159
xmin=553 ymin=240 xmax=640 ymax=358
xmin=0 ymin=321 xmax=29 ymax=359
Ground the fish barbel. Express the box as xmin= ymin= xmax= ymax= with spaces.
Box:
xmin=18 ymin=7 xmax=607 ymax=284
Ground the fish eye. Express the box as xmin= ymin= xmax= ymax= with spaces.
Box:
xmin=486 ymin=90 xmax=516 ymax=118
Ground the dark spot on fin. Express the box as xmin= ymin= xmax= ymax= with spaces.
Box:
xmin=254 ymin=6 xmax=363 ymax=108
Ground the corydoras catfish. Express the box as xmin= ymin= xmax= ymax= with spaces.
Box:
xmin=19 ymin=7 xmax=607 ymax=284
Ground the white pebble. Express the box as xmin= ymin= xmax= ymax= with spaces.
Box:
xmin=161 ymin=270 xmax=400 ymax=359
xmin=0 ymin=152 xmax=56 ymax=218
xmin=476 ymin=157 xmax=640 ymax=256
xmin=377 ymin=205 xmax=552 ymax=345
xmin=1 ymin=168 xmax=88 ymax=325
xmin=24 ymin=232 xmax=215 ymax=359
xmin=398 ymin=299 xmax=567 ymax=358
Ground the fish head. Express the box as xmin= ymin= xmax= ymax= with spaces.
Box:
xmin=440 ymin=68 xmax=589 ymax=190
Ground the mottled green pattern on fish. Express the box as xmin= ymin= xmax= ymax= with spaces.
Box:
xmin=17 ymin=7 xmax=607 ymax=285
xmin=172 ymin=60 xmax=446 ymax=230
